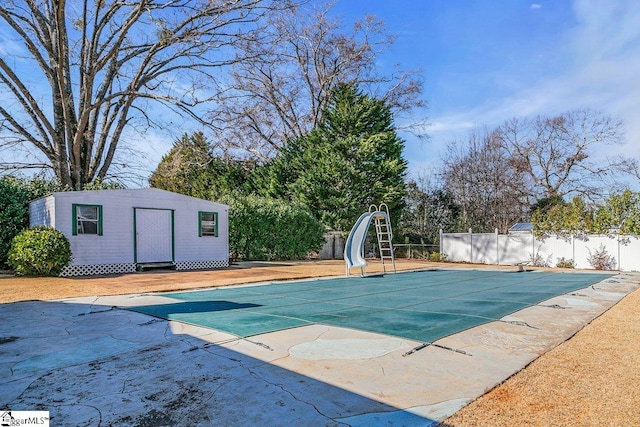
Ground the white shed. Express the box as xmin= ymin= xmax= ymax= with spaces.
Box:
xmin=29 ymin=188 xmax=229 ymax=277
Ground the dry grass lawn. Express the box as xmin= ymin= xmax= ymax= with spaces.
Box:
xmin=0 ymin=259 xmax=434 ymax=303
xmin=445 ymin=282 xmax=640 ymax=426
xmin=1 ymin=259 xmax=638 ymax=425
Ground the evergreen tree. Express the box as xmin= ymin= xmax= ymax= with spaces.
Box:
xmin=593 ymin=190 xmax=640 ymax=235
xmin=531 ymin=196 xmax=594 ymax=238
xmin=150 ymin=132 xmax=255 ymax=200
xmin=257 ymin=83 xmax=407 ymax=231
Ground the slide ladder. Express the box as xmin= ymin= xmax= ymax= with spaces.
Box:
xmin=374 ymin=207 xmax=396 ymax=273
xmin=344 ymin=203 xmax=396 ymax=277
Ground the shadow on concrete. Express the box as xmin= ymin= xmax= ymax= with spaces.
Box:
xmin=0 ymin=300 xmax=444 ymax=426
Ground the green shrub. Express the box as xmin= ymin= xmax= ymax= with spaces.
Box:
xmin=8 ymin=226 xmax=71 ymax=276
xmin=556 ymin=257 xmax=575 ymax=269
xmin=429 ymin=252 xmax=447 ymax=262
xmin=0 ymin=176 xmax=62 ymax=269
xmin=222 ymin=195 xmax=325 ymax=260
xmin=0 ymin=177 xmax=31 ymax=269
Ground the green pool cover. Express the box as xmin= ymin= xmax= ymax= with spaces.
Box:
xmin=129 ymin=269 xmax=613 ymax=343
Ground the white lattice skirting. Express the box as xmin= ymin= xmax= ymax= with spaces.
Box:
xmin=175 ymin=259 xmax=229 ymax=270
xmin=60 ymin=259 xmax=229 ymax=277
xmin=60 ymin=263 xmax=137 ymax=277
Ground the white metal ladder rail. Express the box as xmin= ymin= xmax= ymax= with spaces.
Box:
xmin=372 ymin=204 xmax=396 ymax=273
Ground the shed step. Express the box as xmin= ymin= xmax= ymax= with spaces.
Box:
xmin=137 ymin=262 xmax=176 ymax=272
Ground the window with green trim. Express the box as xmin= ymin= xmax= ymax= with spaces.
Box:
xmin=72 ymin=204 xmax=103 ymax=236
xmin=198 ymin=211 xmax=218 ymax=237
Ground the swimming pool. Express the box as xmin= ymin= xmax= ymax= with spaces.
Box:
xmin=130 ymin=269 xmax=613 ymax=343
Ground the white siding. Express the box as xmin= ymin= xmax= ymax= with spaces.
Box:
xmin=172 ymin=196 xmax=228 ymax=263
xmin=53 ymin=191 xmax=134 ymax=265
xmin=29 ymin=197 xmax=55 ymax=227
xmin=30 ymin=188 xmax=228 ymax=267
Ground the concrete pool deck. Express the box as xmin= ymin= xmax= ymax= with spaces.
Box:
xmin=1 ymin=268 xmax=639 ymax=426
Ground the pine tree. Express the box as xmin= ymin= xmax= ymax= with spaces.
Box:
xmin=150 ymin=132 xmax=255 ymax=200
xmin=260 ymin=83 xmax=407 ymax=231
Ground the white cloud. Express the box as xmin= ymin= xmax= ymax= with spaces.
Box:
xmin=530 ymin=4 xmax=542 ymax=10
xmin=428 ymin=119 xmax=475 ymax=134
xmin=425 ymin=0 xmax=640 ymax=163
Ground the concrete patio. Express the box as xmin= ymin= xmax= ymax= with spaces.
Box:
xmin=1 ymin=270 xmax=638 ymax=426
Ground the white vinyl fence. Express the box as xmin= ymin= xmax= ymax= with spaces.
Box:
xmin=440 ymin=229 xmax=640 ymax=272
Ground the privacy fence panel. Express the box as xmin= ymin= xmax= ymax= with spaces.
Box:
xmin=573 ymin=236 xmax=623 ymax=270
xmin=441 ymin=230 xmax=640 ymax=272
xmin=441 ymin=232 xmax=472 ymax=263
xmin=498 ymin=233 xmax=533 ymax=265
xmin=470 ymin=233 xmax=498 ymax=264
xmin=619 ymin=237 xmax=640 ymax=271
xmin=535 ymin=235 xmax=574 ymax=267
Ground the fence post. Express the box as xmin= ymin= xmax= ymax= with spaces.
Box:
xmin=495 ymin=228 xmax=499 ymax=265
xmin=469 ymin=228 xmax=473 ymax=264
xmin=618 ymin=235 xmax=621 ymax=271
xmin=531 ymin=230 xmax=535 ymax=264
xmin=439 ymin=229 xmax=443 ymax=256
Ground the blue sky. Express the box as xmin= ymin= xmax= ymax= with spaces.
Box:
xmin=331 ymin=0 xmax=640 ymax=180
xmin=1 ymin=0 xmax=639 ymax=187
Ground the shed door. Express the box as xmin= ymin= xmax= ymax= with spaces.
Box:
xmin=135 ymin=208 xmax=173 ymax=263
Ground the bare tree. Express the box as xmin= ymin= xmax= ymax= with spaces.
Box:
xmin=499 ymin=109 xmax=627 ymax=201
xmin=207 ymin=1 xmax=425 ymax=159
xmin=400 ymin=171 xmax=461 ymax=243
xmin=0 ymin=0 xmax=278 ymax=189
xmin=619 ymin=157 xmax=640 ymax=184
xmin=441 ymin=130 xmax=531 ymax=233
